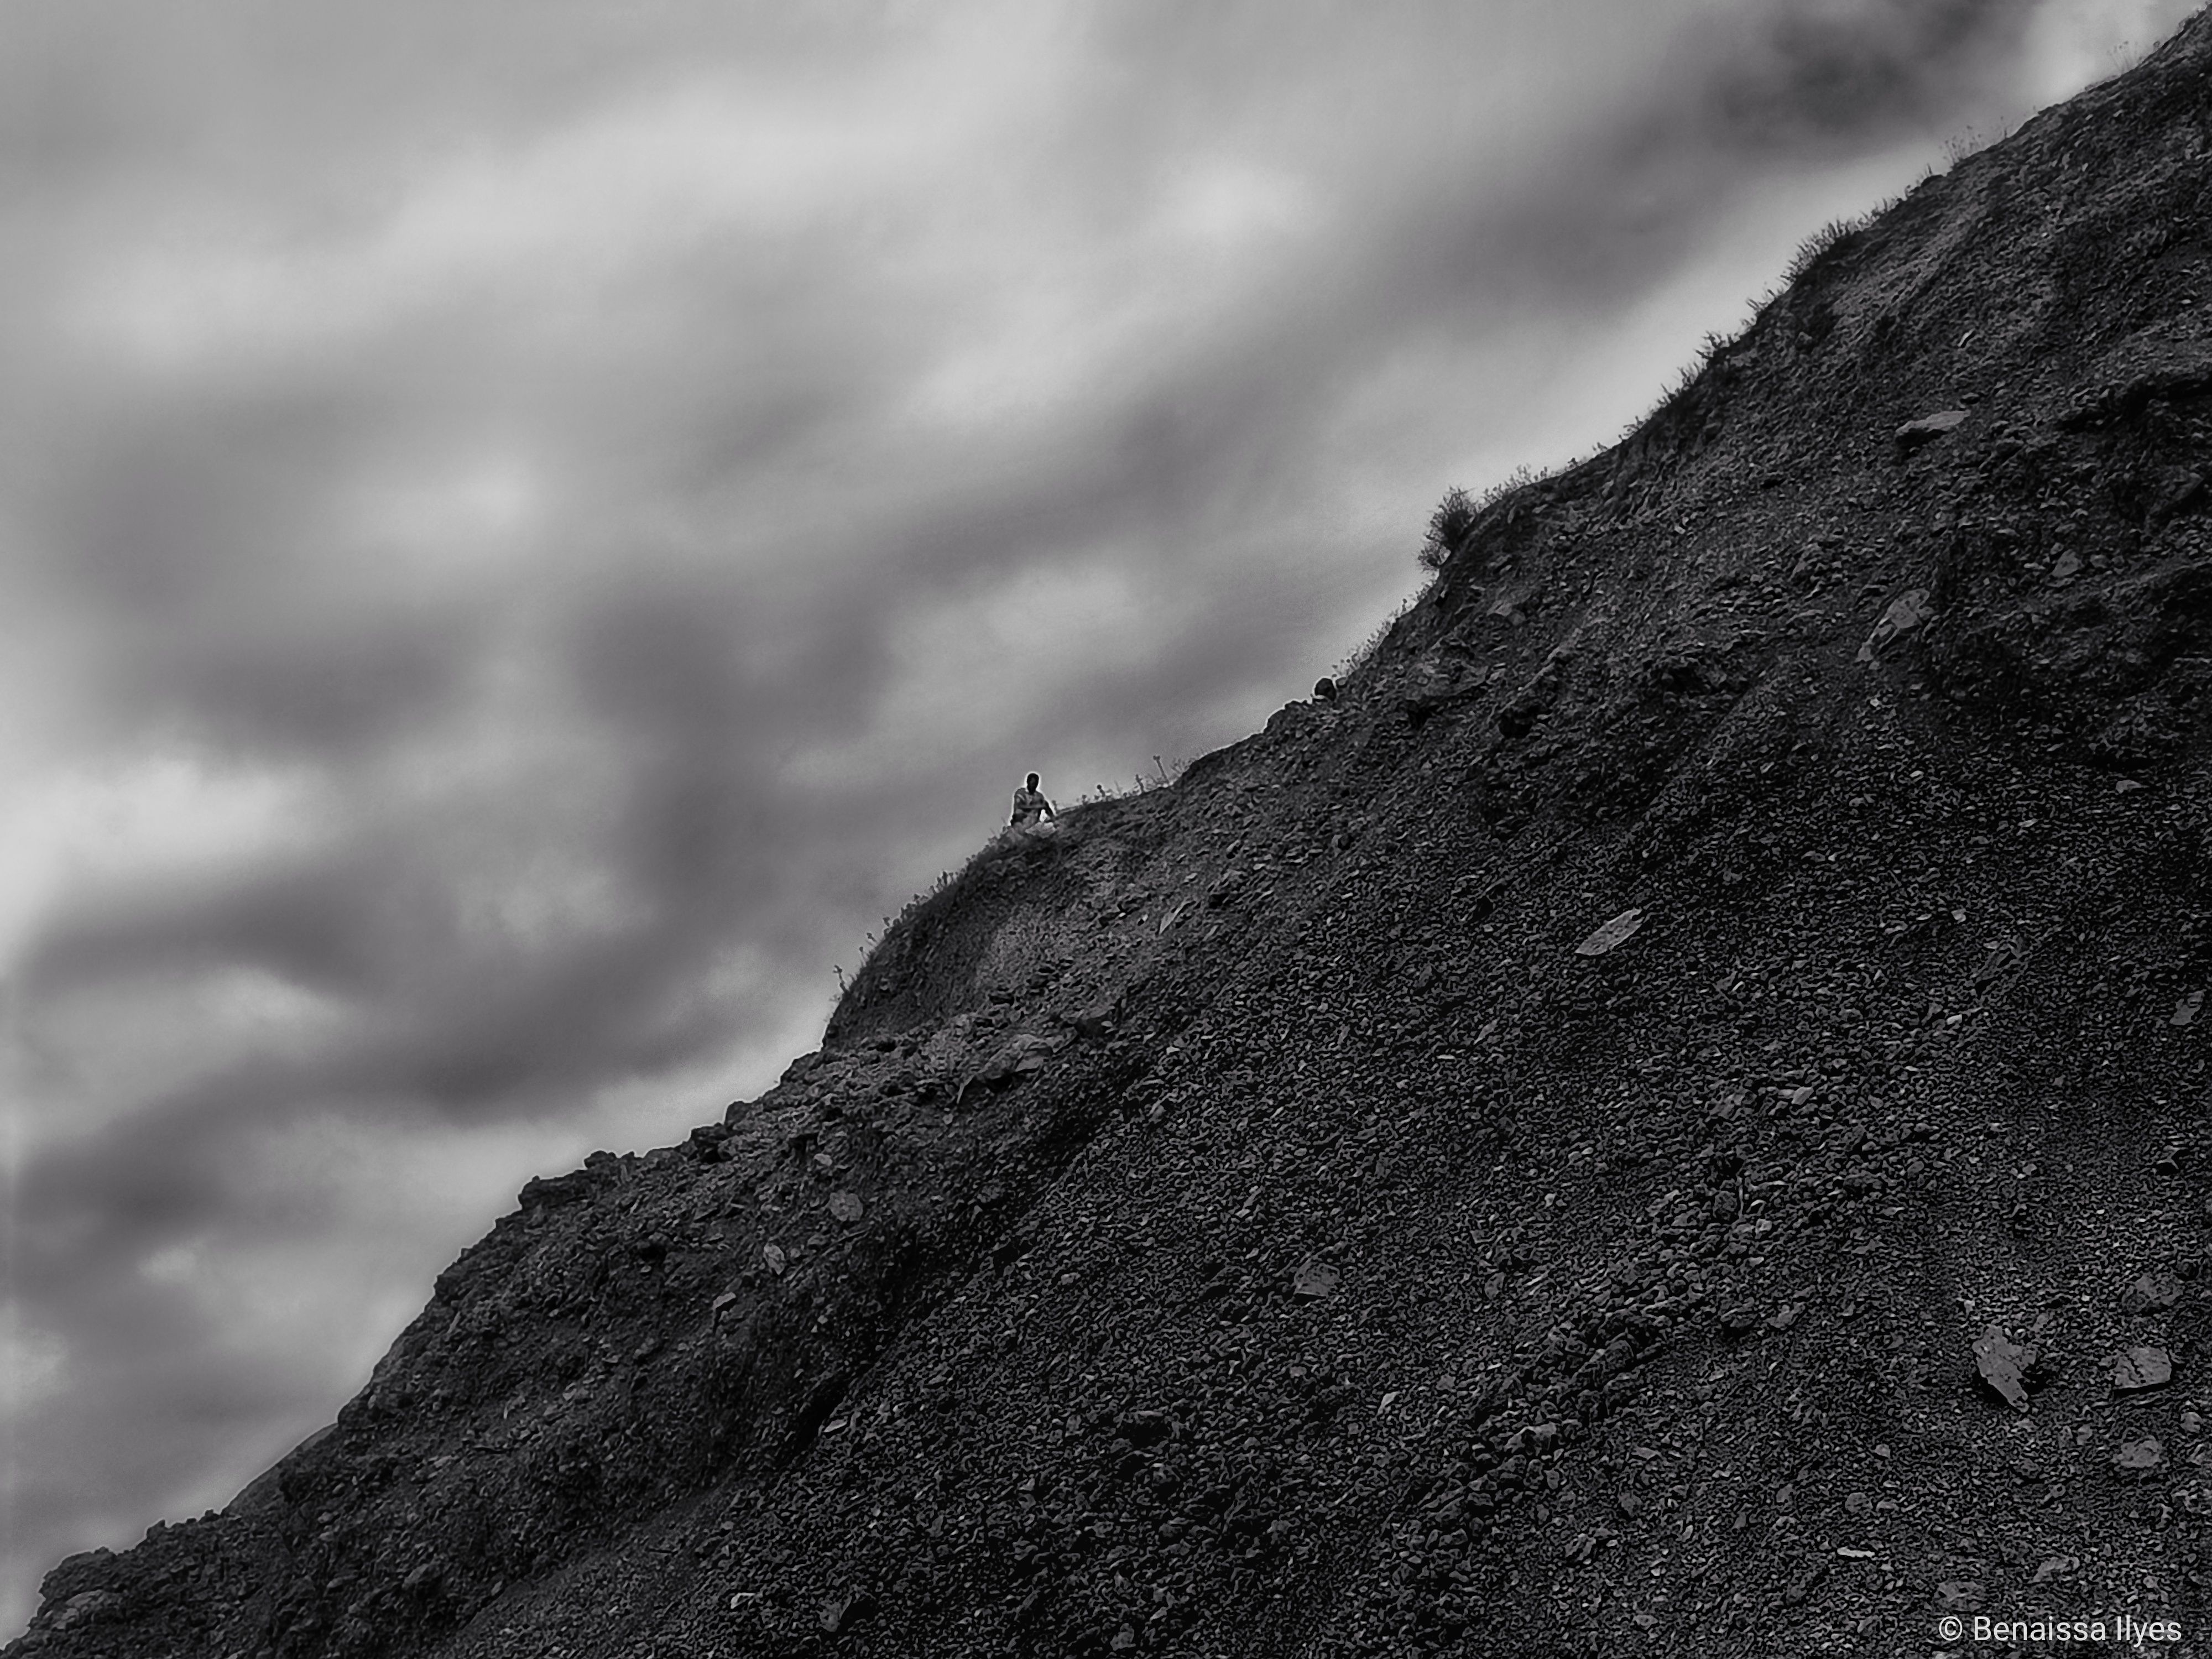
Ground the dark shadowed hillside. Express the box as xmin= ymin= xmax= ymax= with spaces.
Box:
xmin=21 ymin=13 xmax=2212 ymax=1657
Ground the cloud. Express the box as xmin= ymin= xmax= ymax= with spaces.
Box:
xmin=2 ymin=0 xmax=2184 ymax=1636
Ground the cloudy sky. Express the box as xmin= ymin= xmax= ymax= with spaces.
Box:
xmin=0 ymin=0 xmax=2194 ymax=1634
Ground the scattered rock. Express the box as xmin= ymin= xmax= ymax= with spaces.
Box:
xmin=763 ymin=1243 xmax=787 ymax=1276
xmin=1292 ymin=1260 xmax=1343 ymax=1300
xmin=1973 ymin=1324 xmax=2036 ymax=1411
xmin=1934 ymin=1580 xmax=1986 ymax=1613
xmin=52 ymin=1591 xmax=123 ymax=1632
xmin=2108 ymin=1347 xmax=2174 ymax=1392
xmin=828 ymin=1192 xmax=865 ymax=1224
xmin=818 ymin=1589 xmax=879 ymax=1634
xmin=1574 ymin=909 xmax=1646 ymax=957
xmin=1895 ymin=408 xmax=1969 ymax=449
xmin=2115 ymin=1436 xmax=2166 ymax=1472
xmin=1068 ymin=1003 xmax=1118 ymax=1040
xmin=1856 ymin=589 xmax=1935 ymax=662
xmin=2121 ymin=1271 xmax=2183 ymax=1314
xmin=2030 ymin=1556 xmax=2078 ymax=1585
xmin=2173 ymin=992 xmax=2203 ymax=1028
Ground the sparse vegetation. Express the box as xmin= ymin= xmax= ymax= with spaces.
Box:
xmin=1416 ymin=486 xmax=1475 ymax=572
xmin=52 ymin=19 xmax=2212 ymax=1659
xmin=1416 ymin=465 xmax=1542 ymax=573
xmin=1783 ymin=212 xmax=1872 ymax=283
xmin=1079 ymin=753 xmax=1185 ymax=806
xmin=1331 ymin=591 xmax=1420 ymax=685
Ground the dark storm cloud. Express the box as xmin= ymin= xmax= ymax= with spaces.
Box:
xmin=6 ymin=0 xmax=2192 ymax=1636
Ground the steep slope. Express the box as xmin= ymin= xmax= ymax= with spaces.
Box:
xmin=20 ymin=14 xmax=2212 ymax=1658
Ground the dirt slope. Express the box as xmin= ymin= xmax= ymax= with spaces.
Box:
xmin=19 ymin=13 xmax=2212 ymax=1658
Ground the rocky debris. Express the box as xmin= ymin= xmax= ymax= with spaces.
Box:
xmin=1067 ymin=1001 xmax=1118 ymax=1040
xmin=2121 ymin=1271 xmax=2183 ymax=1314
xmin=2115 ymin=1436 xmax=2166 ymax=1472
xmin=1291 ymin=1260 xmax=1342 ymax=1300
xmin=1935 ymin=1579 xmax=1986 ymax=1613
xmin=28 ymin=18 xmax=2212 ymax=1659
xmin=1894 ymin=408 xmax=1969 ymax=450
xmin=2108 ymin=1347 xmax=2174 ymax=1392
xmin=1855 ymin=588 xmax=1934 ymax=662
xmin=1573 ymin=908 xmax=1646 ymax=957
xmin=818 ymin=1590 xmax=878 ymax=1635
xmin=1972 ymin=1326 xmax=2036 ymax=1412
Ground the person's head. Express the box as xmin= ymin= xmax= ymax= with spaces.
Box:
xmin=1025 ymin=773 xmax=1040 ymax=790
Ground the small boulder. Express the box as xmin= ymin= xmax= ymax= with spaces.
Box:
xmin=2121 ymin=1271 xmax=2183 ymax=1314
xmin=1973 ymin=1324 xmax=2036 ymax=1411
xmin=2115 ymin=1436 xmax=2166 ymax=1472
xmin=818 ymin=1590 xmax=879 ymax=1634
xmin=1895 ymin=408 xmax=1969 ymax=449
xmin=2109 ymin=1347 xmax=2173 ymax=1392
xmin=1068 ymin=1002 xmax=1118 ymax=1041
xmin=1574 ymin=908 xmax=1646 ymax=958
xmin=1856 ymin=588 xmax=1935 ymax=662
xmin=1292 ymin=1260 xmax=1343 ymax=1300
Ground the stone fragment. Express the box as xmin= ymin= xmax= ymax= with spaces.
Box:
xmin=1856 ymin=588 xmax=1935 ymax=661
xmin=2121 ymin=1271 xmax=2183 ymax=1314
xmin=1973 ymin=1324 xmax=2035 ymax=1411
xmin=1292 ymin=1260 xmax=1343 ymax=1300
xmin=1068 ymin=1003 xmax=1117 ymax=1040
xmin=1574 ymin=909 xmax=1646 ymax=957
xmin=2109 ymin=1347 xmax=2173 ymax=1392
xmin=828 ymin=1192 xmax=865 ymax=1224
xmin=2115 ymin=1436 xmax=2165 ymax=1472
xmin=818 ymin=1590 xmax=878 ymax=1634
xmin=1895 ymin=408 xmax=1969 ymax=448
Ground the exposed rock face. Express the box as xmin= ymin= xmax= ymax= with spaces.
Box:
xmin=21 ymin=16 xmax=2212 ymax=1658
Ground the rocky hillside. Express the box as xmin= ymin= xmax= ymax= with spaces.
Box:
xmin=20 ymin=13 xmax=2212 ymax=1658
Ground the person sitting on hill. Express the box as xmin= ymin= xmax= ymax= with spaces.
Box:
xmin=1009 ymin=772 xmax=1057 ymax=830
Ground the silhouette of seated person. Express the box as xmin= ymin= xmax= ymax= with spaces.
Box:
xmin=1008 ymin=773 xmax=1057 ymax=833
